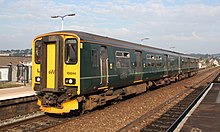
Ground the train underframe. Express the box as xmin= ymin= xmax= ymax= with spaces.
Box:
xmin=81 ymin=71 xmax=197 ymax=112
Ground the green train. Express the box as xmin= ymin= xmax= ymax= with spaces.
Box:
xmin=32 ymin=30 xmax=199 ymax=114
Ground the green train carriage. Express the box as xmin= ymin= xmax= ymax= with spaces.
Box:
xmin=32 ymin=30 xmax=199 ymax=114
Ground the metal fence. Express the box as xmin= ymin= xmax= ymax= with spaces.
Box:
xmin=0 ymin=66 xmax=12 ymax=82
xmin=0 ymin=65 xmax=32 ymax=83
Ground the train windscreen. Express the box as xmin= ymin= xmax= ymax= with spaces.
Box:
xmin=65 ymin=38 xmax=78 ymax=64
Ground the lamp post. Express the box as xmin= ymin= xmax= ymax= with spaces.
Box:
xmin=169 ymin=46 xmax=175 ymax=50
xmin=51 ymin=13 xmax=75 ymax=30
xmin=140 ymin=37 xmax=150 ymax=44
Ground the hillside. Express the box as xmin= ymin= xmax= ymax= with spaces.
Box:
xmin=190 ymin=53 xmax=220 ymax=60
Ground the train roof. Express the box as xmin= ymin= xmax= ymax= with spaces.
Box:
xmin=48 ymin=30 xmax=197 ymax=59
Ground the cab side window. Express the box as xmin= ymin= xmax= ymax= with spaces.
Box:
xmin=35 ymin=40 xmax=41 ymax=64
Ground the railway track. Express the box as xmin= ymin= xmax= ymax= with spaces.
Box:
xmin=0 ymin=96 xmax=82 ymax=131
xmin=0 ymin=113 xmax=74 ymax=131
xmin=0 ymin=95 xmax=79 ymax=131
xmin=118 ymin=68 xmax=219 ymax=132
xmin=141 ymin=84 xmax=213 ymax=132
xmin=1 ymin=68 xmax=219 ymax=131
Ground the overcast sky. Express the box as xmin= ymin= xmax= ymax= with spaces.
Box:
xmin=0 ymin=0 xmax=220 ymax=54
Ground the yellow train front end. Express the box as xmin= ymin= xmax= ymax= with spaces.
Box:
xmin=32 ymin=32 xmax=81 ymax=114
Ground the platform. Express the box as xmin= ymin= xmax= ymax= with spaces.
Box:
xmin=0 ymin=85 xmax=35 ymax=100
xmin=179 ymin=83 xmax=220 ymax=131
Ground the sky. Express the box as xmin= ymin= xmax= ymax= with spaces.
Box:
xmin=0 ymin=0 xmax=220 ymax=54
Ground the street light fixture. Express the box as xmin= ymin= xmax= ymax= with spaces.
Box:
xmin=169 ymin=46 xmax=175 ymax=50
xmin=51 ymin=13 xmax=76 ymax=30
xmin=140 ymin=37 xmax=150 ymax=44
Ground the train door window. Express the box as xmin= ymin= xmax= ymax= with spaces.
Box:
xmin=35 ymin=40 xmax=42 ymax=64
xmin=91 ymin=49 xmax=98 ymax=67
xmin=185 ymin=58 xmax=188 ymax=66
xmin=182 ymin=59 xmax=185 ymax=66
xmin=65 ymin=39 xmax=77 ymax=64
xmin=135 ymin=51 xmax=142 ymax=67
xmin=169 ymin=56 xmax=175 ymax=67
xmin=164 ymin=55 xmax=168 ymax=75
xmin=190 ymin=59 xmax=193 ymax=66
xmin=170 ymin=60 xmax=175 ymax=66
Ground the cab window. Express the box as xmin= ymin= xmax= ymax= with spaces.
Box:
xmin=65 ymin=39 xmax=77 ymax=64
xmin=35 ymin=40 xmax=41 ymax=64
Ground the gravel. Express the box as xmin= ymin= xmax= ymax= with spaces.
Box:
xmin=45 ymin=68 xmax=220 ymax=132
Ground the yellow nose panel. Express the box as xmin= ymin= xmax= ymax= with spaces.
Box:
xmin=47 ymin=43 xmax=56 ymax=88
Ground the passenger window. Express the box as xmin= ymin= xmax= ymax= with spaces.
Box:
xmin=35 ymin=41 xmax=41 ymax=64
xmin=65 ymin=39 xmax=77 ymax=64
xmin=151 ymin=62 xmax=155 ymax=66
xmin=146 ymin=54 xmax=157 ymax=67
xmin=151 ymin=55 xmax=155 ymax=59
xmin=116 ymin=52 xmax=123 ymax=57
xmin=146 ymin=54 xmax=151 ymax=59
xmin=155 ymin=55 xmax=162 ymax=60
xmin=116 ymin=51 xmax=130 ymax=68
xmin=156 ymin=61 xmax=162 ymax=67
xmin=91 ymin=49 xmax=98 ymax=67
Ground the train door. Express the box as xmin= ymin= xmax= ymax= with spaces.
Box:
xmin=188 ymin=58 xmax=190 ymax=71
xmin=100 ymin=46 xmax=108 ymax=86
xmin=134 ymin=51 xmax=143 ymax=82
xmin=46 ymin=43 xmax=56 ymax=88
xmin=164 ymin=55 xmax=168 ymax=76
xmin=40 ymin=36 xmax=63 ymax=90
xmin=178 ymin=56 xmax=181 ymax=74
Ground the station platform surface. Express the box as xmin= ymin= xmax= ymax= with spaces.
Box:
xmin=0 ymin=84 xmax=35 ymax=101
xmin=180 ymin=83 xmax=220 ymax=131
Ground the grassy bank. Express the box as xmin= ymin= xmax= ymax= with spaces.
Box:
xmin=0 ymin=82 xmax=23 ymax=89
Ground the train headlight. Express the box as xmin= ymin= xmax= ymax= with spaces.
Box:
xmin=65 ymin=78 xmax=76 ymax=84
xmin=35 ymin=77 xmax=41 ymax=82
xmin=69 ymin=79 xmax=73 ymax=84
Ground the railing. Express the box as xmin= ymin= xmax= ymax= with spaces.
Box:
xmin=0 ymin=65 xmax=32 ymax=83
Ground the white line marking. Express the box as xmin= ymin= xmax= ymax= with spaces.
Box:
xmin=216 ymin=90 xmax=220 ymax=103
